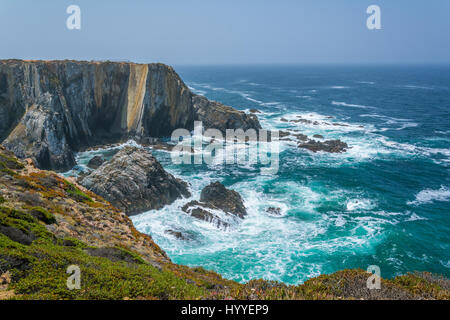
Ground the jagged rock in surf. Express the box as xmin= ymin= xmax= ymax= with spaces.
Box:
xmin=182 ymin=181 xmax=246 ymax=228
xmin=87 ymin=156 xmax=105 ymax=169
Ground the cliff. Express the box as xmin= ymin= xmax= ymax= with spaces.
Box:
xmin=0 ymin=146 xmax=448 ymax=300
xmin=0 ymin=60 xmax=260 ymax=171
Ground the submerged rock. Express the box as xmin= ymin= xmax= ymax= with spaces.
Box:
xmin=266 ymin=207 xmax=282 ymax=216
xmin=165 ymin=229 xmax=194 ymax=241
xmin=87 ymin=156 xmax=105 ymax=169
xmin=298 ymin=139 xmax=348 ymax=153
xmin=80 ymin=146 xmax=191 ymax=216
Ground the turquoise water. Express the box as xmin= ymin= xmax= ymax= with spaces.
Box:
xmin=72 ymin=66 xmax=450 ymax=284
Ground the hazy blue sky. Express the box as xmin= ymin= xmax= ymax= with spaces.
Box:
xmin=1 ymin=0 xmax=449 ymax=65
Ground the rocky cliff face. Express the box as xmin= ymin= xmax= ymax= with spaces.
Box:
xmin=192 ymin=95 xmax=261 ymax=135
xmin=80 ymin=146 xmax=191 ymax=216
xmin=0 ymin=60 xmax=261 ymax=171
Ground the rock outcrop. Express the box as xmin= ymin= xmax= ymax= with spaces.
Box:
xmin=200 ymin=181 xmax=247 ymax=218
xmin=193 ymin=95 xmax=261 ymax=135
xmin=80 ymin=146 xmax=191 ymax=216
xmin=182 ymin=181 xmax=246 ymax=228
xmin=0 ymin=60 xmax=261 ymax=171
xmin=298 ymin=139 xmax=348 ymax=153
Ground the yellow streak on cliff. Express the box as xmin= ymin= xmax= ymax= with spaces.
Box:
xmin=125 ymin=64 xmax=148 ymax=132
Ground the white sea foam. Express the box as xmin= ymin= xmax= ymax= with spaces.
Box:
xmin=408 ymin=186 xmax=450 ymax=206
xmin=330 ymin=86 xmax=349 ymax=89
xmin=188 ymin=86 xmax=206 ymax=96
xmin=405 ymin=213 xmax=428 ymax=222
xmin=346 ymin=198 xmax=376 ymax=211
xmin=332 ymin=101 xmax=375 ymax=109
xmin=357 ymin=81 xmax=375 ymax=85
xmin=400 ymin=85 xmax=434 ymax=90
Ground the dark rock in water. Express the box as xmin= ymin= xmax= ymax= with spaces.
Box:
xmin=279 ymin=131 xmax=291 ymax=138
xmin=193 ymin=95 xmax=261 ymax=135
xmin=313 ymin=134 xmax=324 ymax=139
xmin=280 ymin=118 xmax=289 ymax=122
xmin=182 ymin=182 xmax=246 ymax=228
xmin=249 ymin=108 xmax=261 ymax=114
xmin=80 ymin=146 xmax=191 ymax=216
xmin=165 ymin=229 xmax=193 ymax=241
xmin=332 ymin=123 xmax=349 ymax=127
xmin=150 ymin=142 xmax=195 ymax=154
xmin=0 ymin=60 xmax=262 ymax=171
xmin=293 ymin=133 xmax=308 ymax=141
xmin=182 ymin=200 xmax=231 ymax=229
xmin=87 ymin=156 xmax=105 ymax=169
xmin=266 ymin=207 xmax=282 ymax=216
xmin=200 ymin=182 xmax=247 ymax=218
xmin=298 ymin=139 xmax=348 ymax=153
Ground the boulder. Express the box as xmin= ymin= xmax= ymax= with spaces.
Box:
xmin=80 ymin=146 xmax=191 ymax=216
xmin=200 ymin=182 xmax=246 ymax=218
xmin=87 ymin=156 xmax=105 ymax=169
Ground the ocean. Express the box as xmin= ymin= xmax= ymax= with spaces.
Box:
xmin=67 ymin=65 xmax=450 ymax=285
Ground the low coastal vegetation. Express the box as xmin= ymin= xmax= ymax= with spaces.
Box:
xmin=0 ymin=146 xmax=448 ymax=300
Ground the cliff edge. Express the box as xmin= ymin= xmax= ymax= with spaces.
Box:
xmin=0 ymin=60 xmax=260 ymax=171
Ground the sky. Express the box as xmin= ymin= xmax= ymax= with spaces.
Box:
xmin=1 ymin=0 xmax=449 ymax=65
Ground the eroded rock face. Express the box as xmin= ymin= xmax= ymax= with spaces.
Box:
xmin=182 ymin=182 xmax=247 ymax=228
xmin=0 ymin=60 xmax=261 ymax=171
xmin=193 ymin=95 xmax=261 ymax=135
xmin=80 ymin=146 xmax=191 ymax=216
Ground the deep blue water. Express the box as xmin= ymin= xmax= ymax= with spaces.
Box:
xmin=71 ymin=65 xmax=450 ymax=284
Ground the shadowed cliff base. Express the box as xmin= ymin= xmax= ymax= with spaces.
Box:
xmin=0 ymin=60 xmax=260 ymax=171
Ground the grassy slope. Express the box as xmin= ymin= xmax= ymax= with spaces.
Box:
xmin=0 ymin=146 xmax=448 ymax=300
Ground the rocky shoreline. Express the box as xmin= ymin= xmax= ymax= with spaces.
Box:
xmin=0 ymin=146 xmax=448 ymax=300
xmin=0 ymin=60 xmax=448 ymax=300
